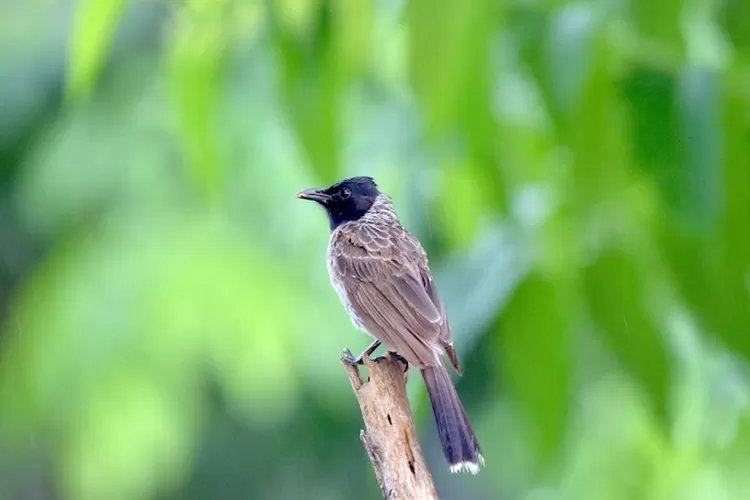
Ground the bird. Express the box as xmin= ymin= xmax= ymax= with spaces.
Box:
xmin=297 ymin=176 xmax=484 ymax=474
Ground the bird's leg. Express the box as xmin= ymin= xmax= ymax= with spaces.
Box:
xmin=341 ymin=340 xmax=381 ymax=365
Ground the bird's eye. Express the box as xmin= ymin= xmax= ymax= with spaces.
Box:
xmin=340 ymin=187 xmax=351 ymax=199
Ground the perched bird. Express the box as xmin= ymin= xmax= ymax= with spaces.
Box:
xmin=298 ymin=176 xmax=484 ymax=474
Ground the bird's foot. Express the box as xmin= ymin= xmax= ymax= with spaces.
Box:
xmin=341 ymin=348 xmax=365 ymax=366
xmin=341 ymin=340 xmax=382 ymax=366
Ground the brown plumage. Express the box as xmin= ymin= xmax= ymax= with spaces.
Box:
xmin=298 ymin=176 xmax=484 ymax=473
xmin=327 ymin=194 xmax=462 ymax=372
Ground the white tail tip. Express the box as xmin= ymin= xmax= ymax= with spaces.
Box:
xmin=449 ymin=455 xmax=485 ymax=474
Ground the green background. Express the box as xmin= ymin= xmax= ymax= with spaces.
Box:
xmin=1 ymin=0 xmax=749 ymax=499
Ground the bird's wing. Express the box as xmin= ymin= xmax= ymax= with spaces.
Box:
xmin=331 ymin=224 xmax=446 ymax=367
xmin=417 ymin=250 xmax=462 ymax=374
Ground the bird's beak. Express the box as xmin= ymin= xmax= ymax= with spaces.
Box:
xmin=296 ymin=188 xmax=332 ymax=205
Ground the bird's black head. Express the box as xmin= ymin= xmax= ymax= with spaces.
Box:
xmin=297 ymin=176 xmax=380 ymax=230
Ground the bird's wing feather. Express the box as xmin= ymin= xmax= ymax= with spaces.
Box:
xmin=331 ymin=224 xmax=445 ymax=367
xmin=421 ymin=270 xmax=462 ymax=373
xmin=407 ymin=230 xmax=462 ymax=373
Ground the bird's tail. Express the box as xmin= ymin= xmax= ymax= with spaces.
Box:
xmin=421 ymin=364 xmax=484 ymax=474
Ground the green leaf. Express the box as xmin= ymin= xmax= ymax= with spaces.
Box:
xmin=168 ymin=1 xmax=229 ymax=201
xmin=67 ymin=0 xmax=128 ymax=100
xmin=621 ymin=66 xmax=684 ymax=209
xmin=499 ymin=273 xmax=570 ymax=459
xmin=270 ymin=0 xmax=345 ymax=181
xmin=719 ymin=0 xmax=750 ymax=55
xmin=712 ymin=71 xmax=750 ymax=356
xmin=631 ymin=0 xmax=684 ymax=53
xmin=407 ymin=0 xmax=506 ymax=210
xmin=583 ymin=250 xmax=670 ymax=418
xmin=407 ymin=0 xmax=492 ymax=131
xmin=650 ymin=68 xmax=750 ymax=359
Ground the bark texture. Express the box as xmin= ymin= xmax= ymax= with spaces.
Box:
xmin=342 ymin=353 xmax=439 ymax=500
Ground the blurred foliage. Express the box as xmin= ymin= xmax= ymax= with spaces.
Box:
xmin=0 ymin=0 xmax=749 ymax=499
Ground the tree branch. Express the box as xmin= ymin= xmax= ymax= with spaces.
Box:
xmin=342 ymin=353 xmax=439 ymax=499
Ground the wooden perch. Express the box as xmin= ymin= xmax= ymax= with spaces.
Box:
xmin=342 ymin=353 xmax=439 ymax=500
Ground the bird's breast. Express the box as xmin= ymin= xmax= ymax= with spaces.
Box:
xmin=326 ymin=245 xmax=370 ymax=335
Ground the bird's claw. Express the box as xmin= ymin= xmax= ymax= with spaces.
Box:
xmin=389 ymin=352 xmax=409 ymax=372
xmin=341 ymin=348 xmax=364 ymax=366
